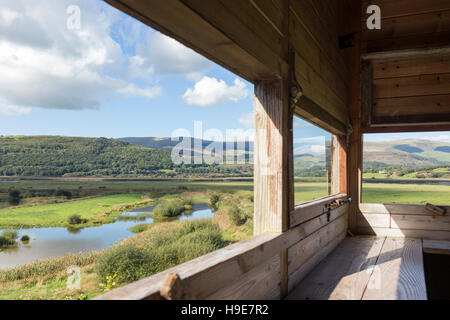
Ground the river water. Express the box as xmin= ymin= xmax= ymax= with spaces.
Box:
xmin=0 ymin=203 xmax=213 ymax=270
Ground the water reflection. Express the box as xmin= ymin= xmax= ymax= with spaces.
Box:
xmin=0 ymin=203 xmax=213 ymax=269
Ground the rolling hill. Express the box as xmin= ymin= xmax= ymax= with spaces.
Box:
xmin=0 ymin=136 xmax=448 ymax=178
xmin=0 ymin=136 xmax=253 ymax=178
xmin=363 ymin=139 xmax=450 ymax=168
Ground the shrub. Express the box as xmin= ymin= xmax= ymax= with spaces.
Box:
xmin=0 ymin=230 xmax=18 ymax=248
xmin=209 ymin=193 xmax=220 ymax=208
xmin=67 ymin=214 xmax=82 ymax=225
xmin=8 ymin=190 xmax=21 ymax=205
xmin=95 ymin=245 xmax=151 ymax=284
xmin=0 ymin=236 xmax=16 ymax=248
xmin=153 ymin=198 xmax=186 ymax=217
xmin=56 ymin=189 xmax=72 ymax=199
xmin=95 ymin=219 xmax=227 ymax=285
xmin=129 ymin=224 xmax=152 ymax=234
xmin=227 ymin=204 xmax=247 ymax=226
xmin=20 ymin=235 xmax=30 ymax=242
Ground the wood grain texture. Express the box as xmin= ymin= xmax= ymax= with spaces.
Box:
xmin=356 ymin=226 xmax=450 ymax=241
xmin=288 ymin=214 xmax=348 ymax=275
xmin=105 ymin=0 xmax=282 ymax=82
xmin=287 ymin=236 xmax=385 ymax=300
xmin=373 ymin=95 xmax=450 ymax=118
xmin=254 ymin=80 xmax=290 ymax=234
xmin=423 ymin=239 xmax=450 ymax=255
xmin=360 ymin=203 xmax=450 ymax=216
xmin=290 ymin=194 xmax=347 ymax=228
xmin=373 ymin=73 xmax=450 ymax=98
xmin=357 ymin=212 xmax=391 ymax=228
xmin=207 ymin=254 xmax=281 ymax=300
xmin=287 ymin=231 xmax=346 ymax=294
xmin=362 ymin=238 xmax=427 ymax=300
xmin=373 ymin=56 xmax=450 ymax=79
xmin=362 ymin=0 xmax=450 ymax=20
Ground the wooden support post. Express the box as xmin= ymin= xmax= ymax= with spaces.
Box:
xmin=254 ymin=79 xmax=292 ymax=299
xmin=254 ymin=80 xmax=291 ymax=235
xmin=347 ymin=0 xmax=362 ymax=233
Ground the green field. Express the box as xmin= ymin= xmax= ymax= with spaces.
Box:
xmin=362 ymin=182 xmax=450 ymax=205
xmin=0 ymin=194 xmax=152 ymax=228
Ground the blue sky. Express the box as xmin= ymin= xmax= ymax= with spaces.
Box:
xmin=0 ymin=0 xmax=254 ymax=139
xmin=0 ymin=0 xmax=448 ymax=144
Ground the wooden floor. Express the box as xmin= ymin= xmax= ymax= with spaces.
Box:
xmin=286 ymin=236 xmax=428 ymax=300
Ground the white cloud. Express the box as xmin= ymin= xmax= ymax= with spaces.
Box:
xmin=0 ymin=0 xmax=128 ymax=112
xmin=294 ymin=122 xmax=312 ymax=129
xmin=239 ymin=113 xmax=254 ymax=128
xmin=131 ymin=32 xmax=213 ymax=80
xmin=0 ymin=101 xmax=32 ymax=115
xmin=0 ymin=0 xmax=175 ymax=115
xmin=183 ymin=77 xmax=249 ymax=106
xmin=424 ymin=135 xmax=450 ymax=143
xmin=294 ymin=144 xmax=325 ymax=156
xmin=294 ymin=136 xmax=326 ymax=144
xmin=118 ymin=84 xmax=162 ymax=99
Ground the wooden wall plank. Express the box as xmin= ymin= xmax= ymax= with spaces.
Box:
xmin=391 ymin=215 xmax=450 ymax=232
xmin=181 ymin=0 xmax=288 ymax=78
xmin=363 ymin=10 xmax=450 ymax=42
xmin=207 ymin=254 xmax=281 ymax=300
xmin=357 ymin=212 xmax=390 ymax=228
xmin=288 ymin=0 xmax=350 ymax=132
xmin=290 ymin=194 xmax=347 ymax=228
xmin=356 ymin=226 xmax=450 ymax=241
xmin=374 ymin=73 xmax=450 ymax=98
xmin=360 ymin=203 xmax=450 ymax=216
xmin=423 ymin=239 xmax=450 ymax=255
xmin=287 ymin=236 xmax=385 ymax=300
xmin=287 ymin=231 xmax=346 ymax=293
xmin=288 ymin=214 xmax=347 ymax=275
xmin=294 ymin=53 xmax=348 ymax=124
xmin=290 ymin=0 xmax=349 ymax=83
xmin=373 ymin=56 xmax=450 ymax=79
xmin=373 ymin=95 xmax=450 ymax=117
xmin=250 ymin=0 xmax=286 ymax=37
xmin=364 ymin=30 xmax=450 ymax=53
xmin=362 ymin=238 xmax=427 ymax=300
xmin=105 ymin=0 xmax=281 ymax=82
xmin=362 ymin=0 xmax=450 ymax=20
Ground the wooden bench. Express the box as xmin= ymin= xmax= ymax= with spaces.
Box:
xmin=286 ymin=236 xmax=427 ymax=300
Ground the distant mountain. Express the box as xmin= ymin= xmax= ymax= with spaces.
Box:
xmin=119 ymin=137 xmax=254 ymax=156
xmin=435 ymin=146 xmax=450 ymax=153
xmin=363 ymin=139 xmax=450 ymax=168
xmin=393 ymin=144 xmax=424 ymax=153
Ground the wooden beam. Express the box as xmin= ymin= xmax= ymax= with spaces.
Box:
xmin=293 ymin=101 xmax=346 ymax=137
xmin=372 ymin=114 xmax=450 ymax=126
xmin=104 ymin=0 xmax=283 ymax=82
xmin=362 ymin=123 xmax=450 ymax=133
xmin=362 ymin=45 xmax=450 ymax=62
xmin=254 ymin=80 xmax=291 ymax=234
xmin=361 ymin=60 xmax=373 ymax=128
xmin=347 ymin=0 xmax=363 ymax=233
